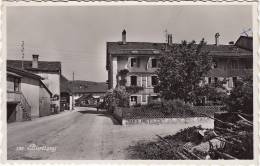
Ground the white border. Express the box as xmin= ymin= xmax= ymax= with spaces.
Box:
xmin=0 ymin=2 xmax=259 ymax=165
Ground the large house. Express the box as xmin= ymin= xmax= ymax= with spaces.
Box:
xmin=7 ymin=55 xmax=62 ymax=112
xmin=7 ymin=67 xmax=52 ymax=122
xmin=106 ymin=30 xmax=252 ymax=106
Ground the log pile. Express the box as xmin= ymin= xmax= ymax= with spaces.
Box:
xmin=173 ymin=112 xmax=253 ymax=160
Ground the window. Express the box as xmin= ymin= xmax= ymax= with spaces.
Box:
xmin=151 ymin=76 xmax=158 ymax=86
xmin=130 ymin=96 xmax=137 ymax=102
xmin=233 ymin=77 xmax=237 ymax=87
xmin=130 ymin=76 xmax=137 ymax=86
xmin=214 ymin=77 xmax=218 ymax=83
xmin=151 ymin=59 xmax=158 ymax=68
xmin=212 ymin=60 xmax=218 ymax=68
xmin=208 ymin=77 xmax=212 ymax=84
xmin=130 ymin=58 xmax=137 ymax=67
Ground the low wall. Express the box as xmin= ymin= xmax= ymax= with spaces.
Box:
xmin=113 ymin=107 xmax=216 ymax=127
xmin=122 ymin=117 xmax=214 ymax=128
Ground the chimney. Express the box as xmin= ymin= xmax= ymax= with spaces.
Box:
xmin=122 ymin=29 xmax=126 ymax=44
xmin=32 ymin=54 xmax=39 ymax=68
xmin=167 ymin=34 xmax=173 ymax=46
xmin=215 ymin=33 xmax=220 ymax=46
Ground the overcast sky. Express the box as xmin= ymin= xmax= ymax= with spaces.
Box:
xmin=7 ymin=5 xmax=252 ymax=82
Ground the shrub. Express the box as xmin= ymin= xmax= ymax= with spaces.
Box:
xmin=224 ymin=76 xmax=253 ymax=114
xmin=161 ymin=99 xmax=193 ymax=116
xmin=102 ymin=86 xmax=129 ymax=112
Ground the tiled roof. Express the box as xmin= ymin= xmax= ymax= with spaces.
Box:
xmin=7 ymin=66 xmax=42 ymax=80
xmin=106 ymin=40 xmax=252 ymax=68
xmin=7 ymin=60 xmax=61 ymax=73
xmin=206 ymin=68 xmax=253 ymax=77
xmin=235 ymin=36 xmax=253 ymax=51
xmin=68 ymin=80 xmax=108 ymax=93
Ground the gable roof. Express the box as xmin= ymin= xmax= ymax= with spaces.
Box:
xmin=68 ymin=80 xmax=108 ymax=93
xmin=7 ymin=60 xmax=61 ymax=73
xmin=7 ymin=67 xmax=52 ymax=96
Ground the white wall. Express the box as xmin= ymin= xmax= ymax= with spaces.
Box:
xmin=21 ymin=77 xmax=40 ymax=118
xmin=112 ymin=57 xmax=118 ymax=88
xmin=37 ymin=72 xmax=60 ymax=111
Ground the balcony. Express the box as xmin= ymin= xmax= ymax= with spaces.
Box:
xmin=7 ymin=91 xmax=22 ymax=103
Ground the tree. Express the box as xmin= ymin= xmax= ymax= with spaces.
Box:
xmin=102 ymin=86 xmax=129 ymax=112
xmin=155 ymin=39 xmax=220 ymax=103
xmin=224 ymin=76 xmax=253 ymax=114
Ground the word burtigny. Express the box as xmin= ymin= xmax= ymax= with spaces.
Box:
xmin=16 ymin=144 xmax=57 ymax=153
xmin=5 ymin=3 xmax=257 ymax=163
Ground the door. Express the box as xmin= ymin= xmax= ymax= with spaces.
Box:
xmin=7 ymin=103 xmax=17 ymax=123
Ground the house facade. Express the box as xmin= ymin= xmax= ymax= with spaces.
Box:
xmin=7 ymin=67 xmax=52 ymax=122
xmin=106 ymin=30 xmax=253 ymax=106
xmin=7 ymin=55 xmax=61 ymax=112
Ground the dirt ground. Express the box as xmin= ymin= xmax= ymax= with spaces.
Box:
xmin=7 ymin=107 xmax=213 ymax=160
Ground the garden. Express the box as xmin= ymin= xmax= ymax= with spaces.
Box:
xmin=99 ymin=39 xmax=253 ymax=159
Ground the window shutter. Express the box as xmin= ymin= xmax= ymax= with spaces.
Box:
xmin=137 ymin=58 xmax=140 ymax=67
xmin=137 ymin=96 xmax=141 ymax=104
xmin=142 ymin=76 xmax=146 ymax=88
xmin=147 ymin=76 xmax=152 ymax=87
xmin=146 ymin=57 xmax=151 ymax=69
xmin=127 ymin=57 xmax=131 ymax=69
xmin=137 ymin=76 xmax=142 ymax=87
xmin=126 ymin=76 xmax=130 ymax=86
xmin=228 ymin=77 xmax=233 ymax=88
xmin=205 ymin=77 xmax=208 ymax=84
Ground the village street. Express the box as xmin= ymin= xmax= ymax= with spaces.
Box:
xmin=8 ymin=107 xmax=213 ymax=160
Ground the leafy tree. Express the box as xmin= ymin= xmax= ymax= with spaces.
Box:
xmin=155 ymin=39 xmax=220 ymax=103
xmin=224 ymin=76 xmax=253 ymax=114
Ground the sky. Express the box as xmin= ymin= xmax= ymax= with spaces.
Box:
xmin=7 ymin=5 xmax=252 ymax=82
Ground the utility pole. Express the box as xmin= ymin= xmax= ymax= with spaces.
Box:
xmin=21 ymin=41 xmax=24 ymax=69
xmin=72 ymin=71 xmax=74 ymax=110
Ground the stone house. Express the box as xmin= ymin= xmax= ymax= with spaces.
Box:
xmin=7 ymin=55 xmax=62 ymax=112
xmin=7 ymin=67 xmax=52 ymax=122
xmin=106 ymin=30 xmax=252 ymax=106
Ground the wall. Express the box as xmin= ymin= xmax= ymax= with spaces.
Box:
xmin=7 ymin=77 xmax=15 ymax=91
xmin=117 ymin=56 xmax=158 ymax=73
xmin=122 ymin=117 xmax=214 ymax=127
xmin=20 ymin=77 xmax=40 ymax=118
xmin=112 ymin=56 xmax=117 ymax=88
xmin=39 ymin=85 xmax=51 ymax=117
xmin=37 ymin=72 xmax=60 ymax=112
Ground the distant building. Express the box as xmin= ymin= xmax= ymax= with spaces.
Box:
xmin=7 ymin=67 xmax=52 ymax=122
xmin=106 ymin=30 xmax=252 ymax=106
xmin=60 ymin=75 xmax=72 ymax=111
xmin=68 ymin=80 xmax=108 ymax=106
xmin=7 ymin=55 xmax=62 ymax=112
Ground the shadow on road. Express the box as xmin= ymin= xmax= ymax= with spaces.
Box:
xmin=78 ymin=110 xmax=120 ymax=125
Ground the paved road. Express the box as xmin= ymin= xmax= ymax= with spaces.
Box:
xmin=7 ymin=107 xmax=212 ymax=160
